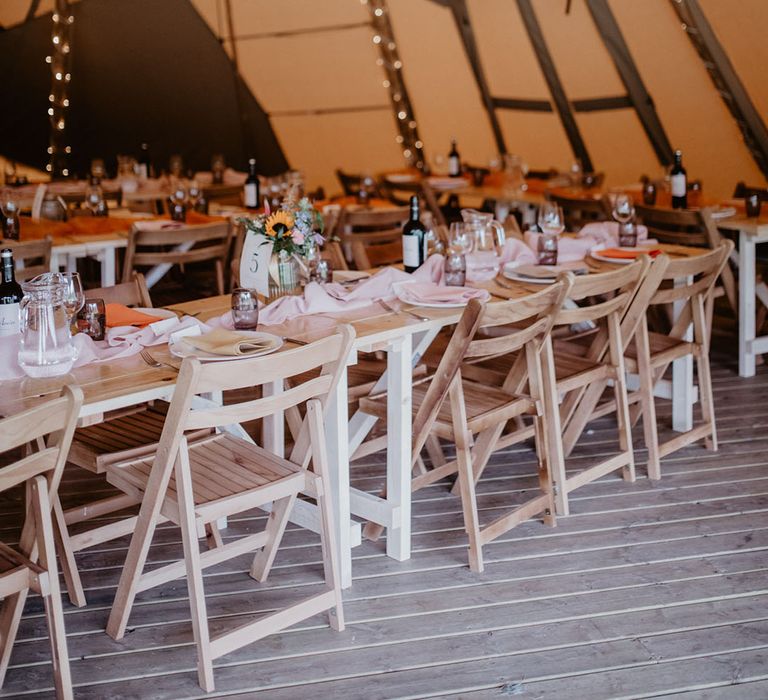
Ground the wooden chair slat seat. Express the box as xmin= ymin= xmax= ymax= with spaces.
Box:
xmin=0 ymin=237 xmax=53 ymax=282
xmin=102 ymin=328 xmax=355 ymax=692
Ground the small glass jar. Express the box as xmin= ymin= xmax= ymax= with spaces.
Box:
xmin=537 ymin=233 xmax=558 ymax=266
xmin=444 ymin=250 xmax=467 ymax=286
xmin=642 ymin=181 xmax=657 ymax=206
xmin=618 ymin=221 xmax=638 ymax=247
xmin=77 ymin=298 xmax=107 ymax=341
xmin=231 ymin=288 xmax=259 ymax=330
xmin=745 ymin=193 xmax=762 ymax=218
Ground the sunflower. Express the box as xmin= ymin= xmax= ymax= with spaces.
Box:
xmin=264 ymin=211 xmax=294 ymax=238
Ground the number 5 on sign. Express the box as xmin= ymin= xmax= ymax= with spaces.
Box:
xmin=239 ymin=231 xmax=273 ymax=297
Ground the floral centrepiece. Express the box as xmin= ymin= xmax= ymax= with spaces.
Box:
xmin=239 ymin=196 xmax=324 ymax=257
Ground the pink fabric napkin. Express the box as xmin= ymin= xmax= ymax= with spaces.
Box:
xmin=106 ymin=316 xmax=209 ymax=348
xmin=524 ymin=231 xmax=594 ymax=263
xmin=465 ymin=238 xmax=536 ymax=282
xmin=395 ymin=282 xmax=490 ymax=304
xmin=253 ymin=255 xmax=445 ymax=326
xmin=577 ymin=221 xmax=650 ymax=246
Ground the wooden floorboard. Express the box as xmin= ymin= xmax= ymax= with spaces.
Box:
xmin=2 ymin=347 xmax=768 ymax=699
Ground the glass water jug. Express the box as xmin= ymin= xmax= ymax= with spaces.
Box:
xmin=18 ymin=273 xmax=77 ymax=378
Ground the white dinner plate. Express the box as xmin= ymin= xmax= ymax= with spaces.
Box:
xmin=589 ymin=246 xmax=652 ymax=265
xmin=169 ymin=331 xmax=283 ymax=362
xmin=392 ymin=281 xmax=485 ymax=308
xmin=502 ymin=260 xmax=557 ymax=284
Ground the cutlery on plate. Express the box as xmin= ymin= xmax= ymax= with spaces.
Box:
xmin=282 ymin=337 xmax=309 ymax=346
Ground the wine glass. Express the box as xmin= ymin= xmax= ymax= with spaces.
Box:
xmin=569 ymin=159 xmax=583 ymax=188
xmin=448 ymin=222 xmax=474 ymax=255
xmin=187 ymin=180 xmax=202 ymax=210
xmin=613 ymin=194 xmax=637 ymax=246
xmin=538 ymin=202 xmax=565 ymax=236
xmin=537 ymin=202 xmax=564 ymax=265
xmin=169 ymin=154 xmax=184 ymax=178
xmin=90 ymin=158 xmax=106 ymax=181
xmin=61 ymin=272 xmax=84 ymax=326
xmin=612 ymin=194 xmax=635 ymax=225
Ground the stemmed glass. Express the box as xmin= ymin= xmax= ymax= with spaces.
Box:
xmin=61 ymin=272 xmax=85 ymax=329
xmin=448 ymin=222 xmax=474 ymax=256
xmin=187 ymin=180 xmax=202 ymax=211
xmin=90 ymin=158 xmax=106 ymax=182
xmin=612 ymin=194 xmax=637 ymax=246
xmin=169 ymin=180 xmax=188 ymax=221
xmin=537 ymin=202 xmax=564 ymax=265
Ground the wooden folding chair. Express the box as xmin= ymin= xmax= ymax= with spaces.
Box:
xmin=103 ymin=328 xmax=355 ymax=691
xmin=337 ymin=207 xmax=411 ymax=270
xmin=548 ymin=191 xmax=611 ymax=230
xmin=635 ymin=204 xmax=736 ymax=315
xmin=0 ymin=385 xmax=82 ymax=700
xmin=360 ymin=280 xmax=570 ymax=572
xmin=472 ymin=260 xmax=650 ymax=514
xmin=0 ymin=237 xmax=52 ymax=282
xmin=122 ymin=221 xmax=234 ymax=295
xmin=624 ymin=242 xmax=733 ymax=479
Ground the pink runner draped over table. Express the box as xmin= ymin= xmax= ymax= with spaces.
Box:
xmin=0 ymin=256 xmax=492 ymax=380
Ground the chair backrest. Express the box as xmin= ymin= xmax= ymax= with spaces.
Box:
xmin=203 ymin=184 xmax=243 ymax=206
xmin=335 ymin=169 xmax=382 ymax=198
xmin=86 ymin=271 xmax=152 ymax=307
xmin=647 ymin=242 xmax=733 ymax=310
xmin=145 ymin=327 xmax=355 ymax=480
xmin=338 ymin=206 xmax=410 ymax=270
xmin=733 ymin=182 xmax=768 ymax=201
xmin=0 ymin=238 xmax=52 ymax=282
xmin=555 ymin=257 xmax=650 ymax=327
xmin=410 ymin=279 xmax=571 ymax=460
xmin=634 ymin=204 xmax=710 ymax=247
xmin=122 ymin=221 xmax=234 ymax=284
xmin=548 ymin=192 xmax=611 ymax=230
xmin=0 ymin=385 xmax=82 ymax=497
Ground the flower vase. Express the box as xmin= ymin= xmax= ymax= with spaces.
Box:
xmin=268 ymin=250 xmax=302 ymax=300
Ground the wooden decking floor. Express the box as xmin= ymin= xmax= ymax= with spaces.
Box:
xmin=2 ymin=347 xmax=768 ymax=699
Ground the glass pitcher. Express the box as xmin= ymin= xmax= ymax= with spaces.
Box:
xmin=461 ymin=209 xmax=506 ymax=277
xmin=18 ymin=273 xmax=77 ymax=378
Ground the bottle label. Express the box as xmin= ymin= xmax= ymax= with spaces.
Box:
xmin=671 ymin=173 xmax=687 ymax=198
xmin=0 ymin=303 xmax=20 ymax=336
xmin=403 ymin=235 xmax=421 ymax=268
xmin=244 ymin=183 xmax=259 ymax=208
xmin=449 ymin=156 xmax=461 ymax=177
xmin=137 ymin=164 xmax=148 ymax=180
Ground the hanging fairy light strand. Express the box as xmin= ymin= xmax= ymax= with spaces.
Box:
xmin=46 ymin=0 xmax=73 ymax=178
xmin=362 ymin=0 xmax=427 ymax=171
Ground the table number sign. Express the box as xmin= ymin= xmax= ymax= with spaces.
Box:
xmin=239 ymin=231 xmax=273 ymax=297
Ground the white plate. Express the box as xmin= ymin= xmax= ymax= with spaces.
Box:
xmin=589 ymin=247 xmax=650 ymax=265
xmin=386 ymin=173 xmax=418 ymax=183
xmin=502 ymin=260 xmax=555 ymax=284
xmin=169 ymin=331 xmax=283 ymax=362
xmin=711 ymin=206 xmax=737 ymax=220
xmin=392 ymin=281 xmax=485 ymax=308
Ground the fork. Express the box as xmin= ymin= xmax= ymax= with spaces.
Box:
xmin=377 ymin=298 xmax=430 ymax=322
xmin=140 ymin=349 xmax=163 ymax=368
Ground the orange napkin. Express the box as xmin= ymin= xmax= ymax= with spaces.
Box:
xmin=105 ymin=304 xmax=158 ymax=328
xmin=600 ymin=247 xmax=662 ymax=260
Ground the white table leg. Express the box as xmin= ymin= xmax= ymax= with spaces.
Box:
xmin=66 ymin=253 xmax=78 ymax=274
xmin=739 ymin=231 xmax=757 ymax=378
xmin=325 ymin=363 xmax=353 ymax=588
xmin=98 ymin=247 xmax=117 ymax=287
xmin=262 ymin=379 xmax=284 ymax=458
xmin=672 ymin=275 xmax=694 ymax=432
xmin=386 ymin=334 xmax=412 ymax=561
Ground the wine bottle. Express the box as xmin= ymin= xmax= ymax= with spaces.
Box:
xmin=137 ymin=142 xmax=152 ymax=180
xmin=402 ymin=195 xmax=427 ymax=273
xmin=448 ymin=139 xmax=461 ymax=177
xmin=0 ymin=249 xmax=23 ymax=337
xmin=670 ymin=149 xmax=687 ymax=209
xmin=244 ymin=158 xmax=260 ymax=210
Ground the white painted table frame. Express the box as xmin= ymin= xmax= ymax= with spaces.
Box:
xmin=717 ymin=220 xmax=768 ymax=377
xmin=50 ymin=239 xmax=126 ymax=287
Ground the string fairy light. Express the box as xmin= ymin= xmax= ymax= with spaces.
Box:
xmin=47 ymin=0 xmax=73 ymax=178
xmin=365 ymin=0 xmax=426 ymax=171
